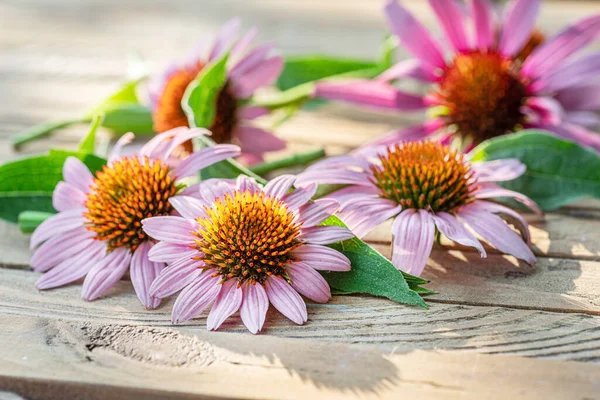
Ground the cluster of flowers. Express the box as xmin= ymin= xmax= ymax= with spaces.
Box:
xmin=30 ymin=0 xmax=600 ymax=334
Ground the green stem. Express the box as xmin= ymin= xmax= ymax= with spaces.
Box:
xmin=251 ymin=83 xmax=315 ymax=110
xmin=18 ymin=211 xmax=54 ymax=233
xmin=11 ymin=118 xmax=87 ymax=150
xmin=249 ymin=148 xmax=326 ymax=176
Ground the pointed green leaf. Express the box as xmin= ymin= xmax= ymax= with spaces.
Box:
xmin=78 ymin=114 xmax=104 ymax=154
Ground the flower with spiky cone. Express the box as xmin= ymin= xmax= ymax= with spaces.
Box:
xmin=314 ymin=0 xmax=600 ymax=152
xmin=296 ymin=141 xmax=541 ymax=276
xmin=29 ymin=128 xmax=240 ymax=307
xmin=148 ymin=18 xmax=286 ymax=164
xmin=141 ymin=175 xmax=354 ymax=333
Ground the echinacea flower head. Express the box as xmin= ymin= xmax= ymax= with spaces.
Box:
xmin=142 ymin=175 xmax=354 ymax=333
xmin=148 ymin=19 xmax=286 ymax=164
xmin=315 ymin=0 xmax=600 ymax=152
xmin=29 ymin=128 xmax=241 ymax=307
xmin=296 ymin=141 xmax=540 ymax=276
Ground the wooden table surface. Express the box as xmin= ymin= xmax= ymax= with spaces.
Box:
xmin=1 ymin=1 xmax=600 ymax=399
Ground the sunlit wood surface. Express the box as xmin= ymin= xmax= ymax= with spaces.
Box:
xmin=1 ymin=1 xmax=600 ymax=398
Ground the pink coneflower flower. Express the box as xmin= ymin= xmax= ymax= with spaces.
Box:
xmin=148 ymin=19 xmax=286 ymax=164
xmin=315 ymin=0 xmax=600 ymax=152
xmin=296 ymin=141 xmax=540 ymax=276
xmin=141 ymin=174 xmax=353 ymax=333
xmin=29 ymin=128 xmax=240 ymax=307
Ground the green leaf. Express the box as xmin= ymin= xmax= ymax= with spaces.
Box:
xmin=0 ymin=150 xmax=106 ymax=222
xmin=18 ymin=211 xmax=53 ymax=233
xmin=78 ymin=114 xmax=104 ymax=154
xmin=11 ymin=118 xmax=85 ymax=150
xmin=470 ymin=131 xmax=600 ymax=211
xmin=321 ymin=215 xmax=428 ymax=308
xmin=182 ymin=54 xmax=229 ymax=129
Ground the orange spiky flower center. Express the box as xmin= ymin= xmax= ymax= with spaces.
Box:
xmin=433 ymin=51 xmax=527 ymax=145
xmin=85 ymin=157 xmax=178 ymax=252
xmin=370 ymin=142 xmax=476 ymax=212
xmin=152 ymin=62 xmax=238 ymax=152
xmin=193 ymin=190 xmax=302 ymax=284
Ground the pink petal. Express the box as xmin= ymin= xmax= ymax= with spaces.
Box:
xmin=52 ymin=181 xmax=88 ymax=212
xmin=471 ymin=0 xmax=494 ymax=50
xmin=565 ymin=111 xmax=600 ymax=129
xmin=240 ymin=282 xmax=269 ymax=334
xmin=31 ymin=227 xmax=96 ymax=272
xmin=471 ymin=159 xmax=526 ymax=182
xmin=315 ymin=80 xmax=425 ymax=111
xmin=458 ymin=205 xmax=536 ymax=264
xmin=30 ymin=208 xmax=85 ymax=249
xmin=229 ymin=44 xmax=274 ymax=80
xmin=148 ymin=241 xmax=197 ymax=263
xmin=130 ymin=241 xmax=164 ymax=309
xmin=160 ymin=128 xmax=212 ymax=160
xmin=236 ymin=175 xmax=261 ymax=194
xmin=149 ymin=257 xmax=203 ymax=298
xmin=108 ymin=132 xmax=134 ymax=163
xmin=324 ymin=185 xmax=380 ymax=207
xmin=529 ymin=52 xmax=600 ymax=94
xmin=339 ymin=199 xmax=402 ymax=238
xmin=174 ymin=144 xmax=241 ymax=178
xmin=282 ymin=183 xmax=318 ymax=210
xmin=295 ymin=169 xmax=371 ymax=187
xmin=301 ymin=226 xmax=354 ymax=245
xmin=229 ymin=27 xmax=258 ymax=67
xmin=198 ymin=179 xmax=236 ymax=203
xmin=384 ymin=0 xmax=446 ymax=69
xmin=171 ymin=271 xmax=221 ymax=324
xmin=376 ymin=59 xmax=439 ymax=83
xmin=429 ymin=0 xmax=470 ymax=52
xmin=206 ymin=279 xmax=243 ymax=330
xmin=466 ymin=200 xmax=531 ymax=245
xmin=304 ymin=155 xmax=371 ymax=173
xmin=230 ymin=56 xmax=284 ymax=99
xmin=262 ymin=174 xmax=296 ymax=198
xmin=139 ymin=127 xmax=189 ymax=158
xmin=498 ymin=0 xmax=540 ymax=57
xmin=432 ymin=212 xmax=486 ymax=256
xmin=297 ymin=198 xmax=339 ymax=228
xmin=208 ymin=18 xmax=241 ymax=61
xmin=391 ymin=209 xmax=435 ymax=276
xmin=81 ymin=247 xmax=132 ymax=301
xmin=234 ymin=125 xmax=286 ymax=154
xmin=264 ymin=276 xmax=307 ymax=325
xmin=63 ymin=157 xmax=94 ymax=193
xmin=354 ymin=121 xmax=443 ymax=157
xmin=523 ymin=97 xmax=564 ymax=126
xmin=287 ymin=262 xmax=331 ymax=303
xmin=142 ymin=216 xmax=197 ymax=244
xmin=475 ymin=182 xmax=542 ymax=215
xmin=291 ymin=244 xmax=351 ymax=272
xmin=555 ymin=83 xmax=600 ymax=111
xmin=169 ymin=196 xmax=207 ymax=220
xmin=238 ymin=105 xmax=270 ymax=120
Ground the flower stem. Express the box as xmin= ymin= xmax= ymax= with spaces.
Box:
xmin=11 ymin=118 xmax=87 ymax=150
xmin=249 ymin=148 xmax=326 ymax=176
xmin=18 ymin=211 xmax=54 ymax=233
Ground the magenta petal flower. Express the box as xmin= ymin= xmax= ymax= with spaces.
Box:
xmin=30 ymin=128 xmax=241 ymax=307
xmin=296 ymin=141 xmax=540 ymax=276
xmin=148 ymin=19 xmax=286 ymax=163
xmin=315 ymin=0 xmax=600 ymax=152
xmin=142 ymin=175 xmax=353 ymax=334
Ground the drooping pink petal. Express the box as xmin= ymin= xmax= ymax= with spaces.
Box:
xmin=234 ymin=125 xmax=287 ymax=154
xmin=324 ymin=185 xmax=380 ymax=207
xmin=315 ymin=80 xmax=426 ymax=111
xmin=471 ymin=159 xmax=526 ymax=182
xmin=264 ymin=276 xmax=307 ymax=325
xmin=262 ymin=174 xmax=296 ymax=198
xmin=238 ymin=105 xmax=270 ymax=120
xmin=291 ymin=244 xmax=351 ymax=272
xmin=130 ymin=241 xmax=164 ymax=309
xmin=523 ymin=97 xmax=564 ymax=126
xmin=555 ymin=83 xmax=600 ymax=111
xmin=174 ymin=144 xmax=241 ymax=178
xmin=565 ymin=111 xmax=600 ymax=129
xmin=230 ymin=56 xmax=284 ymax=99
xmin=287 ymin=262 xmax=331 ymax=303
xmin=108 ymin=132 xmax=134 ymax=164
xmin=81 ymin=247 xmax=132 ymax=301
xmin=52 ymin=181 xmax=88 ymax=212
xmin=63 ymin=157 xmax=94 ymax=193
xmin=295 ymin=169 xmax=371 ymax=187
xmin=429 ymin=0 xmax=470 ymax=52
xmin=282 ymin=183 xmax=318 ymax=210
xmin=458 ymin=205 xmax=536 ymax=264
xmin=391 ymin=209 xmax=435 ymax=276
xmin=297 ymin=198 xmax=339 ymax=228
xmin=198 ymin=179 xmax=236 ymax=203
xmin=30 ymin=208 xmax=85 ymax=249
xmin=384 ymin=0 xmax=446 ymax=69
xmin=301 ymin=226 xmax=354 ymax=245
xmin=139 ymin=127 xmax=188 ymax=158
xmin=229 ymin=44 xmax=274 ymax=80
xmin=522 ymin=15 xmax=600 ymax=80
xmin=530 ymin=123 xmax=600 ymax=153
xmin=471 ymin=0 xmax=494 ymax=50
xmin=31 ymin=227 xmax=96 ymax=272
xmin=206 ymin=279 xmax=243 ymax=330
xmin=236 ymin=175 xmax=261 ymax=194
xmin=141 ymin=216 xmax=197 ymax=245
xmin=237 ymin=152 xmax=264 ymax=165
xmin=240 ymin=282 xmax=269 ymax=334
xmin=159 ymin=128 xmax=211 ymax=160
xmin=149 ymin=258 xmax=203 ymax=298
xmin=169 ymin=196 xmax=207 ymax=220
xmin=148 ymin=241 xmax=197 ymax=263
xmin=376 ymin=59 xmax=439 ymax=83
xmin=228 ymin=27 xmax=258 ymax=67
xmin=475 ymin=182 xmax=543 ymax=215
xmin=208 ymin=18 xmax=241 ymax=61
xmin=432 ymin=212 xmax=486 ymax=256
xmin=339 ymin=198 xmax=402 ymax=238
xmin=171 ymin=270 xmax=221 ymax=324
xmin=498 ymin=0 xmax=540 ymax=57
xmin=304 ymin=155 xmax=371 ymax=172
xmin=529 ymin=52 xmax=600 ymax=94
xmin=467 ymin=200 xmax=531 ymax=245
